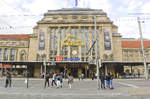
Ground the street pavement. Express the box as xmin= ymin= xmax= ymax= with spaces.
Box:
xmin=0 ymin=78 xmax=150 ymax=99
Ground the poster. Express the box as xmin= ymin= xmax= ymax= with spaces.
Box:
xmin=38 ymin=30 xmax=45 ymax=50
xmin=104 ymin=30 xmax=111 ymax=50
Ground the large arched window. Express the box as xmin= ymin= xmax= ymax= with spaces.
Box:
xmin=20 ymin=50 xmax=26 ymax=61
xmin=10 ymin=48 xmax=16 ymax=61
xmin=20 ymin=54 xmax=25 ymax=61
xmin=0 ymin=48 xmax=2 ymax=61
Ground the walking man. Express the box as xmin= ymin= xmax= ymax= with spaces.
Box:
xmin=5 ymin=72 xmax=11 ymax=88
xmin=106 ymin=72 xmax=111 ymax=89
xmin=91 ymin=72 xmax=95 ymax=80
xmin=51 ymin=72 xmax=57 ymax=87
xmin=110 ymin=72 xmax=114 ymax=89
xmin=44 ymin=73 xmax=50 ymax=88
xmin=100 ymin=72 xmax=105 ymax=89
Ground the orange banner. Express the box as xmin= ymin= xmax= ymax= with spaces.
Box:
xmin=0 ymin=65 xmax=11 ymax=68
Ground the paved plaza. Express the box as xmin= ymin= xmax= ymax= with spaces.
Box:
xmin=0 ymin=78 xmax=150 ymax=99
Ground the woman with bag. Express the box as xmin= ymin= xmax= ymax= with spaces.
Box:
xmin=68 ymin=74 xmax=73 ymax=88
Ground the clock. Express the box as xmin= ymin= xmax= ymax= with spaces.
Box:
xmin=72 ymin=50 xmax=77 ymax=55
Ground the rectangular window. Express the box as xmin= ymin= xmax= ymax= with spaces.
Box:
xmin=0 ymin=49 xmax=2 ymax=61
xmin=10 ymin=48 xmax=15 ymax=61
xmin=4 ymin=48 xmax=9 ymax=61
xmin=50 ymin=28 xmax=55 ymax=55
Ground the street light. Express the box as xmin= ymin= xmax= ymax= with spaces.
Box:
xmin=94 ymin=16 xmax=100 ymax=90
xmin=137 ymin=17 xmax=148 ymax=80
xmin=86 ymin=16 xmax=101 ymax=90
xmin=43 ymin=61 xmax=47 ymax=78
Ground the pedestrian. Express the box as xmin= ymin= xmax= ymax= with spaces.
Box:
xmin=5 ymin=72 xmax=11 ymax=88
xmin=51 ymin=72 xmax=57 ymax=87
xmin=100 ymin=72 xmax=105 ymax=89
xmin=81 ymin=73 xmax=84 ymax=80
xmin=78 ymin=73 xmax=81 ymax=81
xmin=116 ymin=72 xmax=119 ymax=79
xmin=106 ymin=72 xmax=111 ymax=89
xmin=68 ymin=73 xmax=73 ymax=88
xmin=59 ymin=72 xmax=63 ymax=88
xmin=91 ymin=72 xmax=95 ymax=80
xmin=110 ymin=72 xmax=114 ymax=89
xmin=56 ymin=74 xmax=61 ymax=88
xmin=64 ymin=67 xmax=67 ymax=79
xmin=138 ymin=72 xmax=140 ymax=78
xmin=44 ymin=73 xmax=50 ymax=88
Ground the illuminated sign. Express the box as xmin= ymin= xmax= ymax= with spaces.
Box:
xmin=0 ymin=65 xmax=11 ymax=68
xmin=63 ymin=41 xmax=85 ymax=46
xmin=56 ymin=56 xmax=63 ymax=61
xmin=67 ymin=57 xmax=80 ymax=61
xmin=61 ymin=34 xmax=85 ymax=46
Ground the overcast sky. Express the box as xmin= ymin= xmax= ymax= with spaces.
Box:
xmin=0 ymin=0 xmax=150 ymax=39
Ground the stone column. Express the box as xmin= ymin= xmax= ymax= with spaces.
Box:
xmin=105 ymin=65 xmax=108 ymax=75
xmin=57 ymin=27 xmax=61 ymax=56
xmin=68 ymin=27 xmax=71 ymax=58
xmin=78 ymin=26 xmax=82 ymax=60
xmin=48 ymin=28 xmax=51 ymax=59
xmin=88 ymin=27 xmax=92 ymax=60
xmin=1 ymin=48 xmax=4 ymax=61
xmin=8 ymin=48 xmax=10 ymax=61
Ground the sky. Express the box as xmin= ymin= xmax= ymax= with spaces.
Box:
xmin=0 ymin=0 xmax=150 ymax=39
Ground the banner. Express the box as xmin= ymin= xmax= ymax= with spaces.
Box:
xmin=38 ymin=30 xmax=45 ymax=50
xmin=0 ymin=65 xmax=11 ymax=68
xmin=104 ymin=30 xmax=111 ymax=50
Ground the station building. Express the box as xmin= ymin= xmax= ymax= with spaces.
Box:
xmin=0 ymin=8 xmax=149 ymax=77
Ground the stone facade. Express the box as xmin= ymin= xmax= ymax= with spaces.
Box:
xmin=122 ymin=40 xmax=150 ymax=76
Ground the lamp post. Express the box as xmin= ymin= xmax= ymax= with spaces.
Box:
xmin=137 ymin=17 xmax=148 ymax=80
xmin=43 ymin=61 xmax=46 ymax=78
xmin=26 ymin=65 xmax=29 ymax=88
xmin=94 ymin=16 xmax=100 ymax=90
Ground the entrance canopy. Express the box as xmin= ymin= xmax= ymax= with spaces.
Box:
xmin=0 ymin=61 xmax=150 ymax=66
xmin=102 ymin=61 xmax=150 ymax=66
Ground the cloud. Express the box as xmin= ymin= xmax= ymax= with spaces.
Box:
xmin=88 ymin=0 xmax=112 ymax=13
xmin=141 ymin=2 xmax=150 ymax=13
xmin=114 ymin=17 xmax=139 ymax=38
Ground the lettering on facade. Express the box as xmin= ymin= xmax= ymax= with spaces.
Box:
xmin=67 ymin=57 xmax=80 ymax=61
xmin=61 ymin=34 xmax=85 ymax=46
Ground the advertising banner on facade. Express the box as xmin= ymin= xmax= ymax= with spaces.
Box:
xmin=67 ymin=57 xmax=80 ymax=61
xmin=104 ymin=30 xmax=111 ymax=50
xmin=0 ymin=65 xmax=11 ymax=68
xmin=38 ymin=30 xmax=45 ymax=50
xmin=56 ymin=56 xmax=63 ymax=61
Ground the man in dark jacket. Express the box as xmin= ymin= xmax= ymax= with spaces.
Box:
xmin=100 ymin=72 xmax=105 ymax=89
xmin=5 ymin=72 xmax=11 ymax=88
xmin=44 ymin=73 xmax=50 ymax=88
xmin=110 ymin=72 xmax=114 ymax=89
xmin=106 ymin=73 xmax=111 ymax=89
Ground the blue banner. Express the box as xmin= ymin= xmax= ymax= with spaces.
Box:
xmin=67 ymin=57 xmax=80 ymax=61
